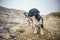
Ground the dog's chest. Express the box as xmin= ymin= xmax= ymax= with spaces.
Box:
xmin=29 ymin=16 xmax=40 ymax=25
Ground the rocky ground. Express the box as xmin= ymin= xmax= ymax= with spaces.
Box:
xmin=0 ymin=6 xmax=60 ymax=40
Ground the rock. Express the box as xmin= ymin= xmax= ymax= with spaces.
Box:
xmin=0 ymin=6 xmax=27 ymax=40
xmin=0 ymin=33 xmax=10 ymax=39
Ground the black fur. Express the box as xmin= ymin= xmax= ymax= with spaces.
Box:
xmin=35 ymin=14 xmax=41 ymax=21
xmin=41 ymin=18 xmax=43 ymax=28
xmin=28 ymin=8 xmax=40 ymax=21
xmin=28 ymin=8 xmax=43 ymax=28
xmin=28 ymin=8 xmax=40 ymax=17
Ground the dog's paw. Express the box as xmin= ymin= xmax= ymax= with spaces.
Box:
xmin=40 ymin=29 xmax=44 ymax=35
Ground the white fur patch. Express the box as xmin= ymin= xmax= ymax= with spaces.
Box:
xmin=40 ymin=29 xmax=44 ymax=35
xmin=34 ymin=26 xmax=37 ymax=34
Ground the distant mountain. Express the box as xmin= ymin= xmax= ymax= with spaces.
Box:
xmin=48 ymin=12 xmax=60 ymax=17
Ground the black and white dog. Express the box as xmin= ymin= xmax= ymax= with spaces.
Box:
xmin=26 ymin=8 xmax=44 ymax=35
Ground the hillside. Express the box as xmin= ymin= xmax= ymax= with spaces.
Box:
xmin=0 ymin=6 xmax=60 ymax=40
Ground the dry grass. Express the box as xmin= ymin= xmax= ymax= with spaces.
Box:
xmin=48 ymin=12 xmax=60 ymax=17
xmin=19 ymin=12 xmax=60 ymax=40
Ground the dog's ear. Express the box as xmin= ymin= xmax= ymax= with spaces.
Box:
xmin=23 ymin=11 xmax=27 ymax=15
xmin=22 ymin=11 xmax=28 ymax=17
xmin=35 ymin=15 xmax=41 ymax=21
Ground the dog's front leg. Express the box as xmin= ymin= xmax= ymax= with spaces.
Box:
xmin=33 ymin=25 xmax=37 ymax=34
xmin=40 ymin=18 xmax=44 ymax=35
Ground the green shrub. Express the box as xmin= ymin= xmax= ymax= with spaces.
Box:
xmin=19 ymin=28 xmax=25 ymax=33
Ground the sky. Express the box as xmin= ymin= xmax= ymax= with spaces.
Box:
xmin=0 ymin=0 xmax=60 ymax=15
xmin=58 ymin=0 xmax=60 ymax=11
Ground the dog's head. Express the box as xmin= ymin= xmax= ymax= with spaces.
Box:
xmin=28 ymin=8 xmax=40 ymax=17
